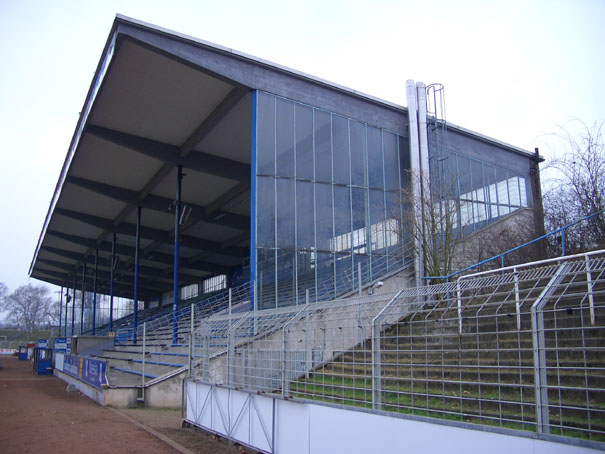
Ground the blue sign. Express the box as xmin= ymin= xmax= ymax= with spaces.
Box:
xmin=62 ymin=354 xmax=107 ymax=389
xmin=38 ymin=339 xmax=48 ymax=348
xmin=81 ymin=358 xmax=107 ymax=388
xmin=54 ymin=338 xmax=68 ymax=354
xmin=63 ymin=354 xmax=80 ymax=377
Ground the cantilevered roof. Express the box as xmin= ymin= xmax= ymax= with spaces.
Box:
xmin=29 ymin=17 xmax=257 ymax=299
xmin=30 ymin=15 xmax=535 ymax=300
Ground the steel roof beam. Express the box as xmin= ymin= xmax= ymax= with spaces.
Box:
xmin=36 ymin=259 xmax=166 ymax=291
xmin=65 ymin=175 xmax=250 ymax=231
xmin=54 ymin=206 xmax=247 ymax=259
xmin=32 ymin=266 xmax=157 ymax=300
xmin=39 ymin=245 xmax=208 ymax=283
xmin=86 ymin=124 xmax=251 ymax=183
xmin=41 ymin=236 xmax=229 ymax=276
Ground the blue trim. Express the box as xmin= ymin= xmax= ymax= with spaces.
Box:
xmin=173 ymin=166 xmax=183 ymax=345
xmin=250 ymin=90 xmax=258 ymax=312
xmin=80 ymin=262 xmax=86 ymax=335
xmin=59 ymin=285 xmax=63 ymax=337
xmin=133 ymin=206 xmax=141 ymax=344
xmin=109 ymin=231 xmax=115 ymax=332
xmin=92 ymin=249 xmax=98 ymax=336
xmin=425 ymin=207 xmax=605 ymax=282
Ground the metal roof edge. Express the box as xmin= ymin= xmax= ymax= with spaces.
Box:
xmin=28 ymin=17 xmax=121 ymax=279
xmin=444 ymin=121 xmax=541 ymax=161
xmin=115 ymin=15 xmax=541 ymax=160
xmin=113 ymin=14 xmax=408 ymax=115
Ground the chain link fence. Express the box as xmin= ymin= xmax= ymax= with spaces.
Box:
xmin=190 ymin=251 xmax=605 ymax=442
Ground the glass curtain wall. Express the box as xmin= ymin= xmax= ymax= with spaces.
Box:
xmin=255 ymin=91 xmax=410 ymax=310
xmin=429 ymin=147 xmax=532 ymax=234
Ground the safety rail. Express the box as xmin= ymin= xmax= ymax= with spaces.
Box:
xmin=189 ymin=250 xmax=605 ymax=442
xmin=425 ymin=207 xmax=605 ymax=285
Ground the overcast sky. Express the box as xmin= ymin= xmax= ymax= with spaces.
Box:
xmin=0 ymin=0 xmax=603 ymax=295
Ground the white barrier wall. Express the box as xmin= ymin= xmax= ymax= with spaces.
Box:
xmin=185 ymin=380 xmax=603 ymax=454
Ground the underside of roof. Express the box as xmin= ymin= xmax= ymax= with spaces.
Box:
xmin=29 ymin=15 xmax=535 ymax=301
xmin=30 ymin=18 xmax=256 ymax=300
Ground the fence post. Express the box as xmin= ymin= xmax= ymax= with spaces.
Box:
xmin=531 ymin=302 xmax=549 ymax=434
xmin=529 ymin=264 xmax=570 ymax=435
xmin=371 ymin=289 xmax=403 ymax=410
xmin=305 ymin=290 xmax=311 ymax=378
xmin=228 ymin=324 xmax=235 ymax=387
xmin=201 ymin=331 xmax=210 ymax=382
xmin=456 ymin=281 xmax=463 ymax=334
xmin=371 ymin=316 xmax=382 ymax=410
xmin=585 ymin=255 xmax=595 ymax=326
xmin=228 ymin=288 xmax=232 ymax=331
xmin=190 ymin=303 xmax=195 ymax=336
xmin=282 ymin=326 xmax=289 ymax=397
xmin=188 ymin=333 xmax=193 ymax=379
xmin=514 ymin=268 xmax=521 ymax=331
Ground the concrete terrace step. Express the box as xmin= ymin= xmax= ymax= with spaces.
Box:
xmin=109 ymin=366 xmax=158 ymax=380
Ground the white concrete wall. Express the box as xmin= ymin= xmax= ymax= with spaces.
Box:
xmin=185 ymin=380 xmax=603 ymax=454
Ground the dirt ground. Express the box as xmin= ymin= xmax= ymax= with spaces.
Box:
xmin=0 ymin=356 xmax=243 ymax=454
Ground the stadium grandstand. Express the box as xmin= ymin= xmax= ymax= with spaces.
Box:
xmin=27 ymin=15 xmax=603 ymax=454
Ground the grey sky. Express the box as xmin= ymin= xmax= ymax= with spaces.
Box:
xmin=0 ymin=0 xmax=603 ymax=294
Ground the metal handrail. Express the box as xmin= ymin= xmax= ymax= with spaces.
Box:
xmin=425 ymin=207 xmax=605 ymax=284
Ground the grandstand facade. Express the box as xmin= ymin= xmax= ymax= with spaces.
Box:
xmin=29 ymin=15 xmax=541 ymax=330
xmin=26 ymin=17 xmax=605 ymax=453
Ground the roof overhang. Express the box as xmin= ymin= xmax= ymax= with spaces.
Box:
xmin=29 ymin=15 xmax=536 ymax=299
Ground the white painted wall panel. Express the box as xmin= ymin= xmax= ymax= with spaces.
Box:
xmin=185 ymin=381 xmax=602 ymax=454
xmin=274 ymin=399 xmax=310 ymax=454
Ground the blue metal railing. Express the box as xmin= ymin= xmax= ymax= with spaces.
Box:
xmin=425 ymin=208 xmax=605 ymax=285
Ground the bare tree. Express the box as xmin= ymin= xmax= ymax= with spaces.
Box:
xmin=398 ymin=168 xmax=540 ymax=281
xmin=0 ymin=282 xmax=7 ymax=302
xmin=3 ymin=284 xmax=54 ymax=332
xmin=543 ymin=121 xmax=605 ymax=255
xmin=399 ymin=170 xmax=465 ymax=280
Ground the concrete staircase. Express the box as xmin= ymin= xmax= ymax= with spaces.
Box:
xmin=289 ymin=267 xmax=605 ymax=441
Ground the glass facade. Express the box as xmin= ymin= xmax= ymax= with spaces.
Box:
xmin=429 ymin=147 xmax=531 ymax=234
xmin=253 ymin=91 xmax=532 ymax=310
xmin=254 ymin=92 xmax=409 ymax=309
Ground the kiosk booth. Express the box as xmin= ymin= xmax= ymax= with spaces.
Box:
xmin=33 ymin=347 xmax=53 ymax=375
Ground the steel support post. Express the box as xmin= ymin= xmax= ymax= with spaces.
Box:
xmin=141 ymin=322 xmax=146 ymax=402
xmin=71 ymin=271 xmax=76 ymax=337
xmin=92 ymin=248 xmax=98 ymax=336
xmin=59 ymin=286 xmax=63 ymax=338
xmin=64 ymin=287 xmax=69 ymax=337
xmin=80 ymin=262 xmax=86 ymax=335
xmin=189 ymin=304 xmax=194 ymax=378
xmin=109 ymin=231 xmax=116 ymax=332
xmin=133 ymin=206 xmax=141 ymax=344
xmin=173 ymin=165 xmax=183 ymax=345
